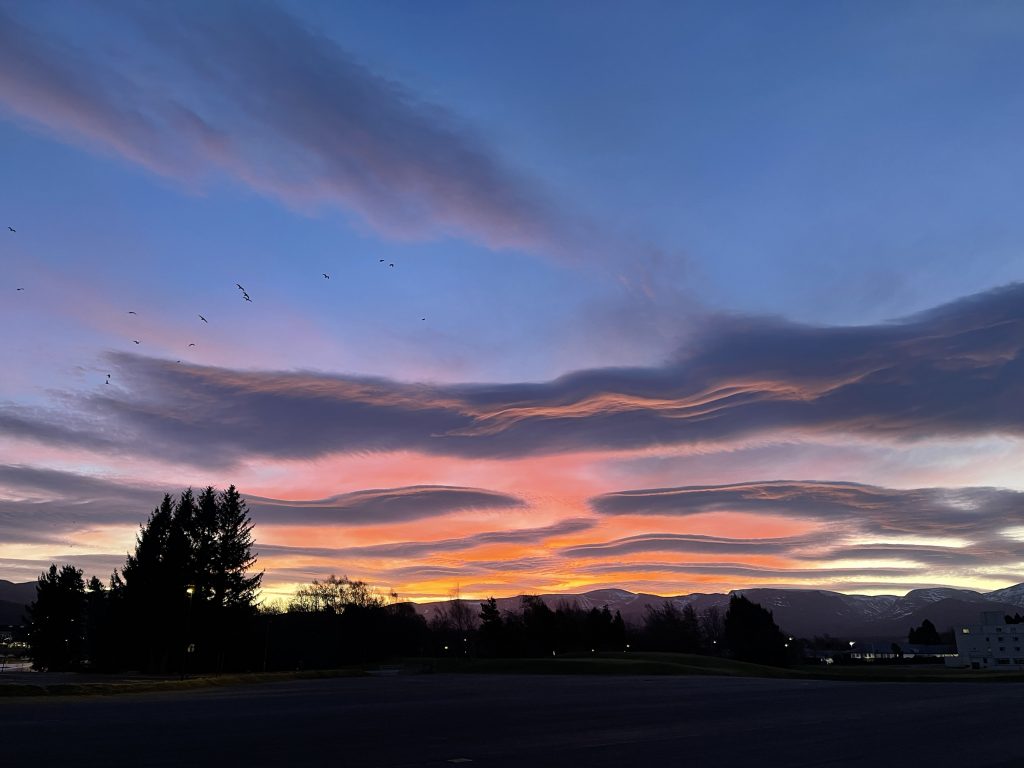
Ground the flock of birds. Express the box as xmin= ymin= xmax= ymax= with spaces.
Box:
xmin=7 ymin=225 xmax=428 ymax=384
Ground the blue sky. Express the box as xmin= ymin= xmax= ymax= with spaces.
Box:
xmin=1 ymin=1 xmax=1023 ymax=599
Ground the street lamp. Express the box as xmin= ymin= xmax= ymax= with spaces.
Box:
xmin=180 ymin=586 xmax=195 ymax=680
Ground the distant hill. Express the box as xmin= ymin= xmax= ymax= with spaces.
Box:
xmin=416 ymin=583 xmax=1024 ymax=640
xmin=0 ymin=581 xmax=36 ymax=626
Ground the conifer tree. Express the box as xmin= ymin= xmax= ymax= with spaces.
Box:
xmin=216 ymin=485 xmax=262 ymax=610
xmin=28 ymin=564 xmax=86 ymax=671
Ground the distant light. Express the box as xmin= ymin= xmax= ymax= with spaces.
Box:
xmin=186 ymin=586 xmax=195 ymax=596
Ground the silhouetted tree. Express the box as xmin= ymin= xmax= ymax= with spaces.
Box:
xmin=641 ymin=602 xmax=701 ymax=652
xmin=699 ymin=606 xmax=725 ymax=650
xmin=288 ymin=575 xmax=383 ymax=613
xmin=908 ymin=619 xmax=942 ymax=645
xmin=114 ymin=487 xmax=262 ymax=672
xmin=478 ymin=597 xmax=504 ymax=656
xmin=520 ymin=595 xmax=556 ymax=655
xmin=28 ymin=564 xmax=86 ymax=671
xmin=611 ymin=610 xmax=627 ymax=650
xmin=724 ymin=594 xmax=788 ymax=666
xmin=214 ymin=485 xmax=263 ymax=610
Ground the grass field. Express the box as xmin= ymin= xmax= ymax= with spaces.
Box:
xmin=6 ymin=651 xmax=1024 ymax=697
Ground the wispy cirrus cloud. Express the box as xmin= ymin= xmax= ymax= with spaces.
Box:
xmin=2 ymin=283 xmax=1021 ymax=466
xmin=0 ymin=1 xmax=585 ymax=257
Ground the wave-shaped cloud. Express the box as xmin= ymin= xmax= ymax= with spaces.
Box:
xmin=4 ymin=283 xmax=1020 ymax=465
xmin=260 ymin=517 xmax=593 ymax=559
xmin=0 ymin=464 xmax=523 ymax=545
xmin=590 ymin=480 xmax=1024 ymax=537
xmin=0 ymin=2 xmax=582 ymax=256
xmin=560 ymin=531 xmax=832 ymax=558
xmin=247 ymin=485 xmax=523 ymax=526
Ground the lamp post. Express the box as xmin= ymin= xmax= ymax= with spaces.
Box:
xmin=180 ymin=586 xmax=195 ymax=681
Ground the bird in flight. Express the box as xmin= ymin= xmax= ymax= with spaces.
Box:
xmin=198 ymin=315 xmax=208 ymax=323
xmin=128 ymin=311 xmax=137 ymax=315
xmin=322 ymin=273 xmax=330 ymax=279
xmin=236 ymin=283 xmax=245 ymax=291
xmin=421 ymin=317 xmax=426 ymax=321
xmin=389 ymin=263 xmax=395 ymax=268
xmin=133 ymin=340 xmax=141 ymax=345
xmin=188 ymin=343 xmax=196 ymax=347
xmin=379 ymin=259 xmax=384 ymax=263
xmin=16 ymin=287 xmax=24 ymax=291
xmin=7 ymin=226 xmax=14 ymax=233
xmin=242 ymin=292 xmax=252 ymax=302
xmin=106 ymin=374 xmax=111 ymax=384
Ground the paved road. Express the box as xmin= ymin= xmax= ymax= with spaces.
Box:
xmin=3 ymin=674 xmax=1022 ymax=767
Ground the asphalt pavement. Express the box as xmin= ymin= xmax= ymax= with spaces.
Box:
xmin=3 ymin=673 xmax=1021 ymax=767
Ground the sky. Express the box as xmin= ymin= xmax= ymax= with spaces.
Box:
xmin=1 ymin=0 xmax=1023 ymax=602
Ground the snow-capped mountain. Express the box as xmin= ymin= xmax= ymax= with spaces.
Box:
xmin=417 ymin=583 xmax=1024 ymax=640
xmin=985 ymin=583 xmax=1024 ymax=608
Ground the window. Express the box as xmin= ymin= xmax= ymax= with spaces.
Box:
xmin=962 ymin=628 xmax=971 ymax=634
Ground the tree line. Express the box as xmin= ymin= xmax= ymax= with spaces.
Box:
xmin=27 ymin=488 xmax=798 ymax=672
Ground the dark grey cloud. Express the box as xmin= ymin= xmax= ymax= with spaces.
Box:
xmin=248 ymin=485 xmax=523 ymax=527
xmin=591 ymin=480 xmax=1024 ymax=539
xmin=0 ymin=465 xmax=166 ymax=545
xmin=0 ymin=1 xmax=584 ymax=257
xmin=0 ymin=554 xmax=130 ymax=583
xmin=574 ymin=562 xmax=919 ymax=580
xmin=4 ymin=283 xmax=1021 ymax=466
xmin=560 ymin=531 xmax=831 ymax=559
xmin=260 ymin=518 xmax=593 ymax=560
xmin=0 ymin=465 xmax=522 ymax=547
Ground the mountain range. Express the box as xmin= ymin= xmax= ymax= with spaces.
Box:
xmin=416 ymin=583 xmax=1024 ymax=640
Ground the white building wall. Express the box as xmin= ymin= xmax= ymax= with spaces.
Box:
xmin=952 ymin=611 xmax=1024 ymax=670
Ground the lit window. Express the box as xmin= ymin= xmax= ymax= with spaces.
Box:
xmin=962 ymin=628 xmax=970 ymax=634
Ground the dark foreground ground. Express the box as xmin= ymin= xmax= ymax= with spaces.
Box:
xmin=3 ymin=674 xmax=1021 ymax=767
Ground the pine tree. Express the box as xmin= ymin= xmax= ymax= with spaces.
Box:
xmin=28 ymin=564 xmax=86 ymax=671
xmin=724 ymin=594 xmax=788 ymax=666
xmin=120 ymin=494 xmax=176 ymax=670
xmin=215 ymin=485 xmax=262 ymax=610
xmin=478 ymin=597 xmax=504 ymax=656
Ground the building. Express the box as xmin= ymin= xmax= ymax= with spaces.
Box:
xmin=950 ymin=611 xmax=1024 ymax=670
